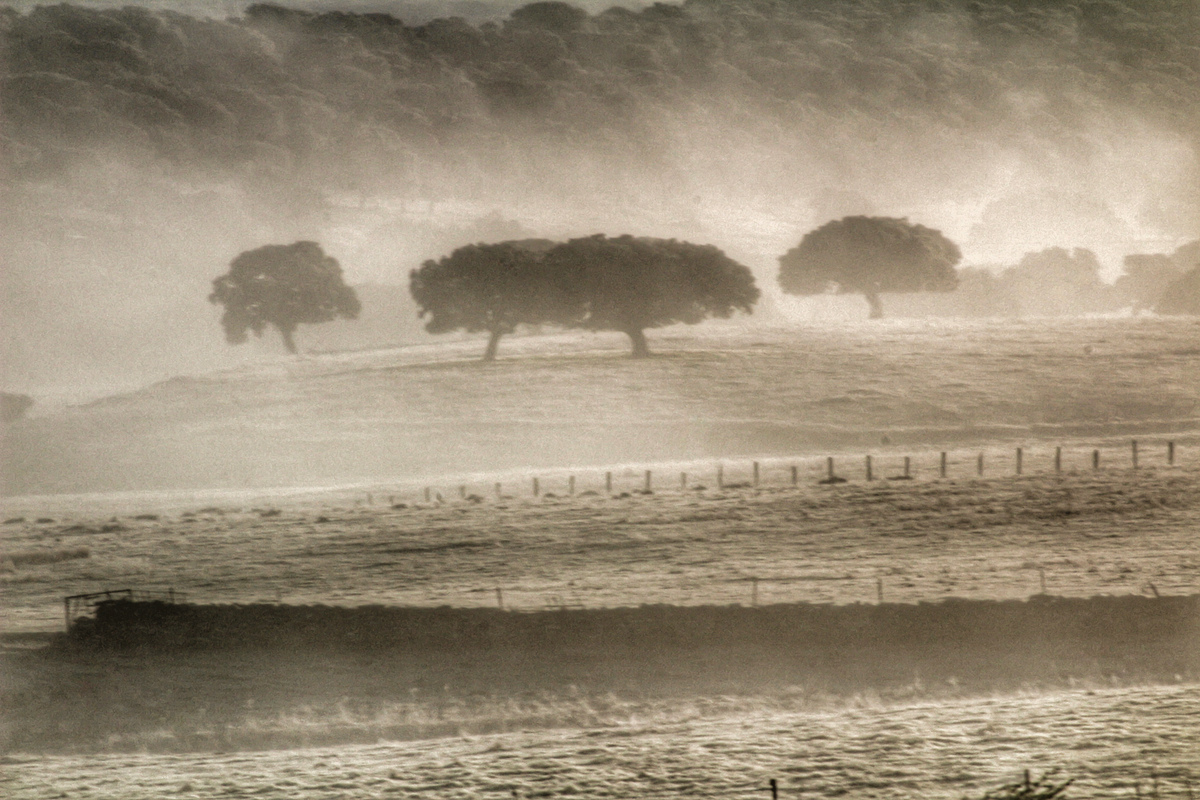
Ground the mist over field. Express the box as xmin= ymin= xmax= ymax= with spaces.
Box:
xmin=3 ymin=3 xmax=1200 ymax=798
xmin=2 ymin=0 xmax=1199 ymax=395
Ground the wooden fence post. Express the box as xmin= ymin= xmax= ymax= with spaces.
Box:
xmin=1132 ymin=439 xmax=1139 ymax=469
xmin=1168 ymin=441 xmax=1175 ymax=465
xmin=904 ymin=456 xmax=911 ymax=479
xmin=791 ymin=465 xmax=798 ymax=485
xmin=866 ymin=455 xmax=873 ymax=481
xmin=940 ymin=451 xmax=947 ymax=478
xmin=827 ymin=456 xmax=835 ymax=481
xmin=753 ymin=461 xmax=760 ymax=487
xmin=977 ymin=453 xmax=984 ymax=476
xmin=1016 ymin=447 xmax=1023 ymax=475
xmin=1093 ymin=449 xmax=1100 ymax=470
xmin=606 ymin=471 xmax=612 ymax=493
xmin=1055 ymin=447 xmax=1062 ymax=473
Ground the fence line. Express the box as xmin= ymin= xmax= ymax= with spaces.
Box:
xmin=394 ymin=439 xmax=1185 ymax=508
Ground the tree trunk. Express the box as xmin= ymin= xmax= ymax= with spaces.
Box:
xmin=483 ymin=330 xmax=503 ymax=361
xmin=279 ymin=325 xmax=298 ymax=354
xmin=864 ymin=292 xmax=884 ymax=319
xmin=626 ymin=328 xmax=651 ymax=358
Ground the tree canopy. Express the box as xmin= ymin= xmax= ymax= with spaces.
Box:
xmin=544 ymin=234 xmax=759 ymax=357
xmin=3 ymin=1 xmax=1196 ymax=213
xmin=209 ymin=241 xmax=360 ymax=354
xmin=409 ymin=238 xmax=567 ymax=360
xmin=777 ymin=216 xmax=961 ymax=318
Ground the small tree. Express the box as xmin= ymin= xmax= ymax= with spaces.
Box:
xmin=409 ymin=239 xmax=569 ymax=361
xmin=777 ymin=216 xmax=960 ymax=318
xmin=209 ymin=241 xmax=360 ymax=354
xmin=544 ymin=234 xmax=759 ymax=357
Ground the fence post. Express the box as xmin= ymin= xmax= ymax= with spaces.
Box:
xmin=1093 ymin=449 xmax=1100 ymax=470
xmin=904 ymin=456 xmax=911 ymax=479
xmin=1132 ymin=439 xmax=1139 ymax=469
xmin=977 ymin=453 xmax=984 ymax=476
xmin=1055 ymin=447 xmax=1062 ymax=473
xmin=940 ymin=451 xmax=947 ymax=478
xmin=791 ymin=465 xmax=798 ymax=486
xmin=866 ymin=455 xmax=873 ymax=481
xmin=644 ymin=470 xmax=652 ymax=492
xmin=606 ymin=471 xmax=613 ymax=493
xmin=827 ymin=456 xmax=835 ymax=481
xmin=770 ymin=778 xmax=778 ymax=800
xmin=753 ymin=461 xmax=760 ymax=487
xmin=1016 ymin=447 xmax=1023 ymax=475
xmin=1168 ymin=441 xmax=1175 ymax=465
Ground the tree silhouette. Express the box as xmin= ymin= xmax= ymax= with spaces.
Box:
xmin=209 ymin=241 xmax=360 ymax=354
xmin=409 ymin=239 xmax=569 ymax=361
xmin=778 ymin=216 xmax=960 ymax=318
xmin=545 ymin=234 xmax=759 ymax=357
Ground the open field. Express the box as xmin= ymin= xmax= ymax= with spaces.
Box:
xmin=1 ymin=461 xmax=1197 ymax=759
xmin=4 ymin=685 xmax=1199 ymax=799
xmin=2 ymin=461 xmax=1198 ymax=633
xmin=1 ymin=317 xmax=1198 ymax=794
xmin=3 ymin=317 xmax=1198 ymax=496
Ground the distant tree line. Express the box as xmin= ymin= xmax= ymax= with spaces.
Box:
xmin=891 ymin=240 xmax=1200 ymax=318
xmin=3 ymin=0 xmax=1197 ymax=206
xmin=211 ymin=226 xmax=1199 ymax=356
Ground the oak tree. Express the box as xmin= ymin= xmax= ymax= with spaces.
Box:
xmin=209 ymin=241 xmax=360 ymax=354
xmin=778 ymin=216 xmax=960 ymax=318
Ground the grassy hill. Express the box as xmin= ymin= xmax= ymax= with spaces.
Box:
xmin=2 ymin=316 xmax=1198 ymax=497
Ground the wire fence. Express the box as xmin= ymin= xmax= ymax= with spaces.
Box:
xmin=385 ymin=438 xmax=1186 ymax=506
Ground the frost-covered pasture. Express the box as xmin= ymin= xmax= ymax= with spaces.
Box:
xmin=1 ymin=317 xmax=1198 ymax=796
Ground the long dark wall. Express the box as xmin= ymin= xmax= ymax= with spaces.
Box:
xmin=76 ymin=595 xmax=1200 ymax=686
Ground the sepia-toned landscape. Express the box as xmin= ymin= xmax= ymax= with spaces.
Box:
xmin=2 ymin=0 xmax=1199 ymax=798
